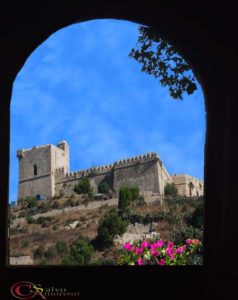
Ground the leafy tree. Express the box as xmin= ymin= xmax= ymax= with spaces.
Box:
xmin=98 ymin=182 xmax=110 ymax=194
xmin=118 ymin=186 xmax=132 ymax=212
xmin=164 ymin=182 xmax=178 ymax=196
xmin=129 ymin=26 xmax=197 ymax=99
xmin=96 ymin=209 xmax=128 ymax=248
xmin=130 ymin=186 xmax=140 ymax=206
xmin=74 ymin=178 xmax=92 ymax=195
xmin=62 ymin=237 xmax=93 ymax=265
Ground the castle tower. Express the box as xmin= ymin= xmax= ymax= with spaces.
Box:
xmin=17 ymin=141 xmax=69 ymax=201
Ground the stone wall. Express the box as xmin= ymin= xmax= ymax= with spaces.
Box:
xmin=10 ymin=256 xmax=33 ymax=265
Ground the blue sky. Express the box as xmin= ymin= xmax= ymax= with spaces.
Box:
xmin=9 ymin=19 xmax=205 ymax=202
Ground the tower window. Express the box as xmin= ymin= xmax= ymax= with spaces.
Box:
xmin=33 ymin=164 xmax=37 ymax=176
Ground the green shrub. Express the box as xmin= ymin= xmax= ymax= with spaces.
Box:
xmin=172 ymin=226 xmax=203 ymax=245
xmin=118 ymin=186 xmax=132 ymax=212
xmin=19 ymin=196 xmax=37 ymax=209
xmin=96 ymin=209 xmax=128 ymax=249
xmin=62 ymin=237 xmax=93 ymax=265
xmin=164 ymin=182 xmax=178 ymax=196
xmin=25 ymin=215 xmax=35 ymax=224
xmin=130 ymin=186 xmax=140 ymax=205
xmin=137 ymin=195 xmax=145 ymax=206
xmin=98 ymin=182 xmax=110 ymax=194
xmin=118 ymin=186 xmax=141 ymax=211
xmin=35 ymin=216 xmax=54 ymax=227
xmin=74 ymin=178 xmax=92 ymax=194
xmin=87 ymin=189 xmax=94 ymax=200
xmin=55 ymin=241 xmax=68 ymax=256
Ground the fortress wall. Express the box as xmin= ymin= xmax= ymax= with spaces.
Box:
xmin=113 ymin=155 xmax=161 ymax=195
xmin=172 ymin=174 xmax=204 ymax=197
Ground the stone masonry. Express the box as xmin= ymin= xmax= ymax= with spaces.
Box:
xmin=17 ymin=141 xmax=203 ymax=201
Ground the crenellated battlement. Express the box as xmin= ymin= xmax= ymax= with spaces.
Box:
xmin=55 ymin=152 xmax=160 ymax=183
xmin=114 ymin=152 xmax=159 ymax=167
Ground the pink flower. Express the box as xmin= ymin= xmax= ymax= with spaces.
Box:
xmin=137 ymin=257 xmax=143 ymax=265
xmin=151 ymin=250 xmax=160 ymax=257
xmin=136 ymin=247 xmax=143 ymax=255
xmin=168 ymin=241 xmax=174 ymax=248
xmin=176 ymin=247 xmax=184 ymax=254
xmin=182 ymin=245 xmax=187 ymax=251
xmin=156 ymin=240 xmax=164 ymax=248
xmin=150 ymin=243 xmax=158 ymax=250
xmin=129 ymin=247 xmax=135 ymax=252
xmin=157 ymin=258 xmax=165 ymax=266
xmin=166 ymin=247 xmax=173 ymax=256
xmin=169 ymin=253 xmax=175 ymax=260
xmin=141 ymin=241 xmax=150 ymax=249
xmin=191 ymin=239 xmax=201 ymax=245
xmin=186 ymin=239 xmax=191 ymax=245
xmin=124 ymin=243 xmax=132 ymax=250
xmin=166 ymin=247 xmax=174 ymax=260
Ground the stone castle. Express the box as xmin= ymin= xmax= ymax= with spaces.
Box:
xmin=17 ymin=140 xmax=203 ymax=201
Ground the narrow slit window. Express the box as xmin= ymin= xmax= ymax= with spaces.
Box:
xmin=33 ymin=164 xmax=37 ymax=176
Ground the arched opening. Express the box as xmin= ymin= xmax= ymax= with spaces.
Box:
xmin=8 ymin=19 xmax=205 ymax=266
xmin=1 ymin=1 xmax=237 ymax=299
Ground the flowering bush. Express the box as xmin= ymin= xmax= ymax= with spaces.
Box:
xmin=116 ymin=239 xmax=202 ymax=266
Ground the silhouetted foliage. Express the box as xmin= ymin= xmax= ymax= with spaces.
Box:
xmin=130 ymin=26 xmax=197 ymax=99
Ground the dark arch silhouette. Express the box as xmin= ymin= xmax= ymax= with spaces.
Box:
xmin=0 ymin=1 xmax=237 ymax=299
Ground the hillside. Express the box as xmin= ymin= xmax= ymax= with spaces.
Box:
xmin=9 ymin=194 xmax=204 ymax=265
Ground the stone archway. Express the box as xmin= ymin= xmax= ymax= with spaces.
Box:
xmin=1 ymin=1 xmax=238 ymax=299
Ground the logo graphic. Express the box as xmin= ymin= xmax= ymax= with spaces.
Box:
xmin=11 ymin=281 xmax=46 ymax=300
